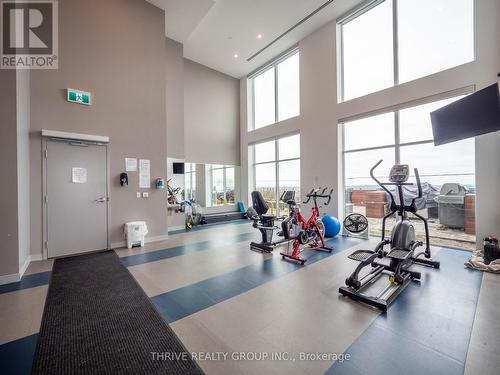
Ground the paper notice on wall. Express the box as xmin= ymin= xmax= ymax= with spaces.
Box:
xmin=125 ymin=158 xmax=137 ymax=172
xmin=139 ymin=159 xmax=151 ymax=188
xmin=72 ymin=167 xmax=87 ymax=183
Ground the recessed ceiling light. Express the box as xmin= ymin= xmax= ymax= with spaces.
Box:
xmin=257 ymin=34 xmax=263 ymax=39
xmin=233 ymin=53 xmax=239 ymax=58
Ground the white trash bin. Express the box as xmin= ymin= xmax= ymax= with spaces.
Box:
xmin=125 ymin=221 xmax=148 ymax=249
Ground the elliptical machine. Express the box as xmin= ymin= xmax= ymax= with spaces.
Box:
xmin=339 ymin=160 xmax=440 ymax=311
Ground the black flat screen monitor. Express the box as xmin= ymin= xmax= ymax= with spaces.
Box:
xmin=173 ymin=162 xmax=184 ymax=174
xmin=430 ymin=83 xmax=500 ymax=146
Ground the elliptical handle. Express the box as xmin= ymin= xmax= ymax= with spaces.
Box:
xmin=370 ymin=159 xmax=395 ymax=204
xmin=410 ymin=168 xmax=423 ymax=209
xmin=414 ymin=168 xmax=422 ymax=198
xmin=370 ymin=159 xmax=383 ymax=180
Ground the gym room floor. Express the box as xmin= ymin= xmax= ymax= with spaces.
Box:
xmin=1 ymin=220 xmax=498 ymax=375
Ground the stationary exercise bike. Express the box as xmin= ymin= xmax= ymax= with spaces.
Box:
xmin=280 ymin=188 xmax=334 ymax=264
xmin=250 ymin=190 xmax=296 ymax=252
xmin=167 ymin=178 xmax=181 ymax=206
xmin=338 ymin=160 xmax=440 ymax=311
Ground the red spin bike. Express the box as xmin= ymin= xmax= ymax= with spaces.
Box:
xmin=280 ymin=187 xmax=335 ymax=264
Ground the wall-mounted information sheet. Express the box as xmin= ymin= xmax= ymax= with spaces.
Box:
xmin=139 ymin=159 xmax=150 ymax=188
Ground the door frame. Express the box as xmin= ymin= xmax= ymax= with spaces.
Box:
xmin=42 ymin=133 xmax=111 ymax=259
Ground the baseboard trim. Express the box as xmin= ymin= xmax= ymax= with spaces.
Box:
xmin=168 ymin=225 xmax=185 ymax=232
xmin=111 ymin=241 xmax=126 ymax=249
xmin=30 ymin=254 xmax=43 ymax=261
xmin=111 ymin=234 xmax=169 ymax=250
xmin=0 ymin=273 xmax=21 ymax=285
xmin=1 ymin=233 xmax=171 ymax=284
xmin=19 ymin=255 xmax=31 ymax=279
xmin=0 ymin=255 xmax=34 ymax=285
xmin=147 ymin=234 xmax=170 ymax=243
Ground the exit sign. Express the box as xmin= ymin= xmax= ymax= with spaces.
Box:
xmin=67 ymin=88 xmax=91 ymax=105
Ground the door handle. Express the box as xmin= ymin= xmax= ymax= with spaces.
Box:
xmin=94 ymin=197 xmax=108 ymax=203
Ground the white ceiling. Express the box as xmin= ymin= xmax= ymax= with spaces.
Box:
xmin=146 ymin=0 xmax=365 ymax=78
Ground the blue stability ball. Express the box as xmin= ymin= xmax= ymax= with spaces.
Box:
xmin=322 ymin=215 xmax=341 ymax=237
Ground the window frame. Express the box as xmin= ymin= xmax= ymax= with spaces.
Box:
xmin=341 ymin=89 xmax=475 ymax=217
xmin=209 ymin=165 xmax=236 ymax=207
xmin=249 ymin=48 xmax=300 ymax=131
xmin=184 ymin=163 xmax=196 ymax=201
xmin=338 ymin=0 xmax=394 ymax=102
xmin=337 ymin=0 xmax=476 ymax=102
xmin=250 ymin=133 xmax=301 ymax=215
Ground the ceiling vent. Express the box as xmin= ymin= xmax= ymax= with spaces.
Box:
xmin=246 ymin=0 xmax=335 ymax=61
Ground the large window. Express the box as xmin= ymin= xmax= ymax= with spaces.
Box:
xmin=209 ymin=165 xmax=235 ymax=207
xmin=251 ymin=51 xmax=300 ymax=130
xmin=397 ymin=0 xmax=474 ymax=83
xmin=343 ymin=95 xmax=476 ymax=249
xmin=250 ymin=134 xmax=301 ymax=215
xmin=184 ymin=163 xmax=196 ymax=200
xmin=339 ymin=0 xmax=474 ymax=101
xmin=253 ymin=68 xmax=275 ymax=129
xmin=341 ymin=0 xmax=394 ymax=101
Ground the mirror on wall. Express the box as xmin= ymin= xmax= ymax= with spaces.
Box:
xmin=166 ymin=158 xmax=240 ymax=210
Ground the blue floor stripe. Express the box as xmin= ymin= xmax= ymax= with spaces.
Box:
xmin=326 ymin=247 xmax=483 ymax=375
xmin=120 ymin=231 xmax=257 ymax=267
xmin=168 ymin=219 xmax=249 ymax=235
xmin=0 ymin=271 xmax=52 ymax=295
xmin=0 ymin=223 xmax=253 ymax=293
xmin=151 ymin=236 xmax=363 ymax=323
xmin=0 ymin=334 xmax=38 ymax=375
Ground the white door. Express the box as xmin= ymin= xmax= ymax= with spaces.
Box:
xmin=45 ymin=139 xmax=108 ymax=258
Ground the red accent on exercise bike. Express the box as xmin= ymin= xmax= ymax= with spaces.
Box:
xmin=280 ymin=187 xmax=335 ymax=264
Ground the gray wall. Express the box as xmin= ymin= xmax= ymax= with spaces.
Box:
xmin=16 ymin=70 xmax=30 ymax=269
xmin=0 ymin=69 xmax=31 ymax=279
xmin=0 ymin=70 xmax=19 ymax=277
xmin=30 ymin=0 xmax=168 ymax=255
xmin=165 ymin=47 xmax=241 ymax=214
xmin=184 ymin=59 xmax=240 ymax=166
xmin=166 ymin=38 xmax=185 ymax=159
xmin=166 ymin=44 xmax=240 ymax=166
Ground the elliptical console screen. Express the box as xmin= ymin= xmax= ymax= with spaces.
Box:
xmin=389 ymin=164 xmax=410 ymax=183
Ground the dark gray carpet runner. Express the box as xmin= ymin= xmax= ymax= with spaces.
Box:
xmin=32 ymin=251 xmax=203 ymax=374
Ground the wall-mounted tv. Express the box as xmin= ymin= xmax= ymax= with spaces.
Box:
xmin=173 ymin=162 xmax=185 ymax=174
xmin=431 ymin=83 xmax=500 ymax=146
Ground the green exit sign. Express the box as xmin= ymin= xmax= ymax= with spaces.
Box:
xmin=67 ymin=88 xmax=91 ymax=105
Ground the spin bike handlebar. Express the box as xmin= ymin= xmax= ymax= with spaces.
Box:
xmin=302 ymin=187 xmax=333 ymax=206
